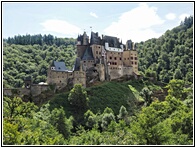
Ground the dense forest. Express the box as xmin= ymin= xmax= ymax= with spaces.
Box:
xmin=3 ymin=35 xmax=76 ymax=88
xmin=137 ymin=16 xmax=193 ymax=83
xmin=3 ymin=16 xmax=193 ymax=145
xmin=3 ymin=80 xmax=193 ymax=145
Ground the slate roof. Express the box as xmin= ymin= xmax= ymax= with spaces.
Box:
xmin=73 ymin=58 xmax=81 ymax=71
xmin=90 ymin=31 xmax=101 ymax=45
xmin=53 ymin=61 xmax=68 ymax=71
xmin=82 ymin=47 xmax=94 ymax=60
xmin=102 ymin=35 xmax=121 ymax=48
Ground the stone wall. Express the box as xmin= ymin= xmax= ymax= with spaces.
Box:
xmin=81 ymin=60 xmax=95 ymax=71
xmin=3 ymin=88 xmax=30 ymax=98
xmin=73 ymin=71 xmax=86 ymax=87
xmin=95 ymin=63 xmax=105 ymax=81
xmin=30 ymin=84 xmax=49 ymax=97
xmin=47 ymin=69 xmax=74 ymax=89
xmin=123 ymin=66 xmax=133 ymax=76
xmin=91 ymin=44 xmax=102 ymax=59
xmin=108 ymin=65 xmax=123 ymax=80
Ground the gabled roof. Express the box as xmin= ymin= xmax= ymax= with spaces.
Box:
xmin=82 ymin=47 xmax=94 ymax=60
xmin=53 ymin=61 xmax=68 ymax=71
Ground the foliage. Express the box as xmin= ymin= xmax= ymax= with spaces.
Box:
xmin=137 ymin=16 xmax=193 ymax=83
xmin=3 ymin=37 xmax=76 ymax=88
xmin=3 ymin=97 xmax=68 ymax=145
xmin=165 ymin=79 xmax=189 ymax=100
xmin=3 ymin=96 xmax=38 ymax=118
xmin=140 ymin=87 xmax=153 ymax=106
xmin=117 ymin=105 xmax=128 ymax=121
xmin=68 ymin=84 xmax=89 ymax=126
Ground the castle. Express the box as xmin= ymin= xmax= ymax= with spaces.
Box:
xmin=3 ymin=31 xmax=140 ymax=103
xmin=47 ymin=31 xmax=140 ymax=90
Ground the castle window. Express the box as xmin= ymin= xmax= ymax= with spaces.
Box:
xmin=96 ymin=51 xmax=98 ymax=54
xmin=114 ymin=57 xmax=117 ymax=60
xmin=131 ymin=57 xmax=133 ymax=60
xmin=84 ymin=61 xmax=86 ymax=63
xmin=99 ymin=52 xmax=101 ymax=55
xmin=60 ymin=81 xmax=61 ymax=83
xmin=135 ymin=57 xmax=137 ymax=60
xmin=120 ymin=57 xmax=122 ymax=60
xmin=135 ymin=62 xmax=137 ymax=65
xmin=124 ymin=58 xmax=126 ymax=60
xmin=128 ymin=58 xmax=129 ymax=60
xmin=110 ymin=57 xmax=112 ymax=60
xmin=132 ymin=62 xmax=133 ymax=65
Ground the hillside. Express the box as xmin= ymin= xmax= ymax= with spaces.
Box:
xmin=3 ymin=35 xmax=76 ymax=88
xmin=3 ymin=16 xmax=193 ymax=145
xmin=48 ymin=79 xmax=163 ymax=116
xmin=137 ymin=16 xmax=193 ymax=83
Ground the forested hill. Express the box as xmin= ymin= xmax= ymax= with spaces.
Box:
xmin=4 ymin=34 xmax=76 ymax=47
xmin=3 ymin=35 xmax=77 ymax=88
xmin=137 ymin=16 xmax=193 ymax=83
xmin=3 ymin=16 xmax=193 ymax=88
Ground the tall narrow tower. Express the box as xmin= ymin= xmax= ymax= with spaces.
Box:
xmin=83 ymin=32 xmax=89 ymax=45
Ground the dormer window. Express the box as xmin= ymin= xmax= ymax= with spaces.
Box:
xmin=51 ymin=67 xmax=55 ymax=70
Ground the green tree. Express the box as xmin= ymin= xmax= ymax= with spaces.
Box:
xmin=117 ymin=105 xmax=128 ymax=121
xmin=68 ymin=84 xmax=89 ymax=125
xmin=50 ymin=107 xmax=73 ymax=139
xmin=140 ymin=87 xmax=153 ymax=106
xmin=3 ymin=96 xmax=38 ymax=118
xmin=165 ymin=79 xmax=187 ymax=100
xmin=101 ymin=113 xmax=116 ymax=131
xmin=84 ymin=110 xmax=97 ymax=130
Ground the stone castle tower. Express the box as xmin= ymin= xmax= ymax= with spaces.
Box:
xmin=47 ymin=31 xmax=140 ymax=89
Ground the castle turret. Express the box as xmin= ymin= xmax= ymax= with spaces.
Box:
xmin=83 ymin=31 xmax=89 ymax=45
xmin=126 ymin=40 xmax=132 ymax=50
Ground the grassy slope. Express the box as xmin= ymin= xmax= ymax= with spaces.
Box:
xmin=48 ymin=80 xmax=163 ymax=116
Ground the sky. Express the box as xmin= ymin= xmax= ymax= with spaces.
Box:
xmin=2 ymin=2 xmax=194 ymax=43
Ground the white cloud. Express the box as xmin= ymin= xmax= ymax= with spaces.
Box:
xmin=103 ymin=3 xmax=165 ymax=43
xmin=90 ymin=12 xmax=98 ymax=18
xmin=165 ymin=13 xmax=176 ymax=20
xmin=41 ymin=19 xmax=82 ymax=37
xmin=179 ymin=13 xmax=190 ymax=22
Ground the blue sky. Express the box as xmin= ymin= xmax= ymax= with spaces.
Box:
xmin=2 ymin=2 xmax=193 ymax=43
